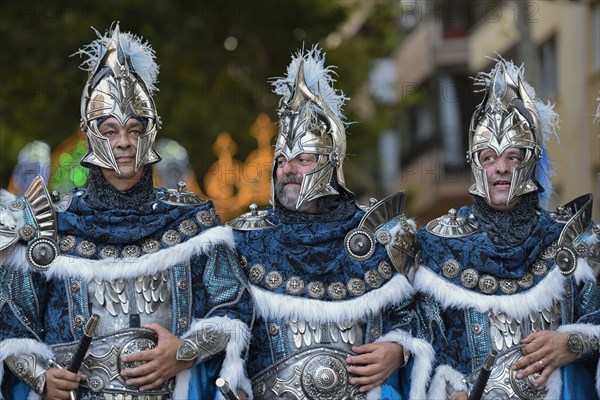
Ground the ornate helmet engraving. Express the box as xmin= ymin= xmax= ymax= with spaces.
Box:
xmin=467 ymin=59 xmax=559 ymax=206
xmin=76 ymin=23 xmax=161 ymax=174
xmin=271 ymin=47 xmax=352 ymax=210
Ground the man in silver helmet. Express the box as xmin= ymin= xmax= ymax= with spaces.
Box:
xmin=0 ymin=24 xmax=253 ymax=400
xmin=229 ymin=47 xmax=432 ymax=400
xmin=413 ymin=60 xmax=599 ymax=400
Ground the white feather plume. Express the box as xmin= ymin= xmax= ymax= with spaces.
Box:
xmin=73 ymin=23 xmax=159 ymax=94
xmin=271 ymin=45 xmax=348 ymax=120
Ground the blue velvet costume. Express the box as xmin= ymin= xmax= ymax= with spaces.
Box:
xmin=0 ymin=185 xmax=253 ymax=400
xmin=414 ymin=197 xmax=600 ymax=399
xmin=231 ymin=199 xmax=432 ymax=400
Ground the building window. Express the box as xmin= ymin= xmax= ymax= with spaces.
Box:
xmin=538 ymin=36 xmax=558 ymax=100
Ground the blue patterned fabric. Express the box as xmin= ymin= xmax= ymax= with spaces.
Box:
xmin=415 ymin=205 xmax=600 ymax=397
xmin=418 ymin=206 xmax=563 ymax=292
xmin=234 ymin=205 xmax=413 ymax=398
xmin=1 ymin=187 xmax=252 ymax=399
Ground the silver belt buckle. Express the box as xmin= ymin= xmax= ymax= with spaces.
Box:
xmin=253 ymin=346 xmax=365 ymax=400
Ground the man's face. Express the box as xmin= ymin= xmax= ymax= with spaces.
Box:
xmin=478 ymin=147 xmax=524 ymax=211
xmin=274 ymin=153 xmax=318 ymax=212
xmin=97 ymin=116 xmax=144 ymax=189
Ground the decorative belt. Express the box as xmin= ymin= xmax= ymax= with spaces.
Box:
xmin=52 ymin=328 xmax=174 ymax=399
xmin=469 ymin=345 xmax=547 ymax=400
xmin=252 ymin=346 xmax=366 ymax=400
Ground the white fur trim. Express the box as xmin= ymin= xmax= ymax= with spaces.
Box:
xmin=181 ymin=316 xmax=252 ymax=400
xmin=414 ymin=266 xmax=570 ymax=320
xmin=573 ymin=256 xmax=597 ymax=285
xmin=556 ymin=323 xmax=600 ymax=337
xmin=251 ymin=274 xmax=413 ymax=322
xmin=0 ymin=338 xmax=54 ymax=395
xmin=543 ymin=369 xmax=562 ymax=400
xmin=172 ymin=368 xmax=191 ymax=400
xmin=427 ymin=365 xmax=467 ymax=400
xmin=366 ymin=387 xmax=381 ymax=400
xmin=0 ymin=226 xmax=235 ymax=282
xmin=376 ymin=330 xmax=434 ymax=400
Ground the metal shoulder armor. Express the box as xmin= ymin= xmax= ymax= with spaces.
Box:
xmin=550 ymin=194 xmax=596 ymax=276
xmin=344 ymin=191 xmax=416 ymax=276
xmin=426 ymin=208 xmax=478 ymax=238
xmin=1 ymin=176 xmax=59 ymax=271
xmin=159 ymin=181 xmax=207 ymax=206
xmin=227 ymin=203 xmax=275 ymax=231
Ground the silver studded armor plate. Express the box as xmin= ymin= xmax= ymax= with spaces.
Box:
xmin=253 ymin=320 xmax=367 ymax=399
xmin=90 ymin=271 xmax=171 ymax=336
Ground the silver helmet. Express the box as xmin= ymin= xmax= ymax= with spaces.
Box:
xmin=467 ymin=60 xmax=558 ymax=206
xmin=76 ymin=23 xmax=161 ymax=174
xmin=271 ymin=47 xmax=352 ymax=210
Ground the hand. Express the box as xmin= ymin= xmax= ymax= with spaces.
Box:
xmin=450 ymin=391 xmax=468 ymax=400
xmin=346 ymin=342 xmax=404 ymax=393
xmin=236 ymin=390 xmax=248 ymax=400
xmin=120 ymin=323 xmax=194 ymax=392
xmin=44 ymin=367 xmax=86 ymax=400
xmin=511 ymin=330 xmax=576 ymax=386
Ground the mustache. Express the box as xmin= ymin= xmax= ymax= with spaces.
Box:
xmin=278 ymin=176 xmax=302 ymax=185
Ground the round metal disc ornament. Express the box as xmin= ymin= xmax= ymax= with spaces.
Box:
xmin=555 ymin=246 xmax=577 ymax=275
xmin=344 ymin=229 xmax=375 ymax=261
xmin=27 ymin=238 xmax=58 ymax=271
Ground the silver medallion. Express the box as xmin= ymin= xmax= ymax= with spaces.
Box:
xmin=328 ymin=282 xmax=347 ymax=300
xmin=161 ymin=230 xmax=181 ymax=246
xmin=178 ymin=220 xmax=198 ymax=236
xmin=307 ymin=281 xmax=326 ymax=299
xmin=460 ymin=268 xmax=479 ymax=289
xmin=301 ymin=354 xmax=348 ymax=400
xmin=285 ymin=276 xmax=305 ymax=295
xmin=574 ymin=242 xmax=589 ymax=257
xmin=530 ymin=259 xmax=548 ymax=276
xmin=18 ymin=224 xmax=36 ymax=241
xmin=265 ymin=271 xmax=283 ymax=290
xmin=344 ymin=228 xmax=375 ymax=261
xmin=27 ymin=238 xmax=58 ymax=271
xmin=364 ymin=270 xmax=383 ymax=289
xmin=249 ymin=264 xmax=266 ymax=284
xmin=100 ymin=245 xmax=119 ymax=259
xmin=499 ymin=279 xmax=518 ymax=294
xmin=347 ymin=278 xmax=366 ymax=296
xmin=196 ymin=210 xmax=215 ymax=227
xmin=517 ymin=273 xmax=534 ymax=288
xmin=88 ymin=376 xmax=105 ymax=393
xmin=377 ymin=260 xmax=393 ymax=280
xmin=540 ymin=242 xmax=557 ymax=260
xmin=8 ymin=200 xmax=25 ymax=211
xmin=142 ymin=239 xmax=161 ymax=254
xmin=375 ymin=230 xmax=391 ymax=245
xmin=122 ymin=245 xmax=141 ymax=258
xmin=478 ymin=274 xmax=498 ymax=294
xmin=442 ymin=259 xmax=461 ymax=279
xmin=58 ymin=235 xmax=76 ymax=252
xmin=76 ymin=240 xmax=96 ymax=257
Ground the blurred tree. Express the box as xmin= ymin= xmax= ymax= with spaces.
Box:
xmin=0 ymin=0 xmax=404 ymax=202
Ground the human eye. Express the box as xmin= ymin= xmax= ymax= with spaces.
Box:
xmin=101 ymin=129 xmax=115 ymax=137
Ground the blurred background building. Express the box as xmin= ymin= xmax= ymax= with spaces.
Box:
xmin=383 ymin=0 xmax=599 ymax=223
xmin=1 ymin=0 xmax=598 ymax=222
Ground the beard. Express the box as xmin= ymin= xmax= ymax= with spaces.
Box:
xmin=275 ymin=176 xmax=314 ymax=212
